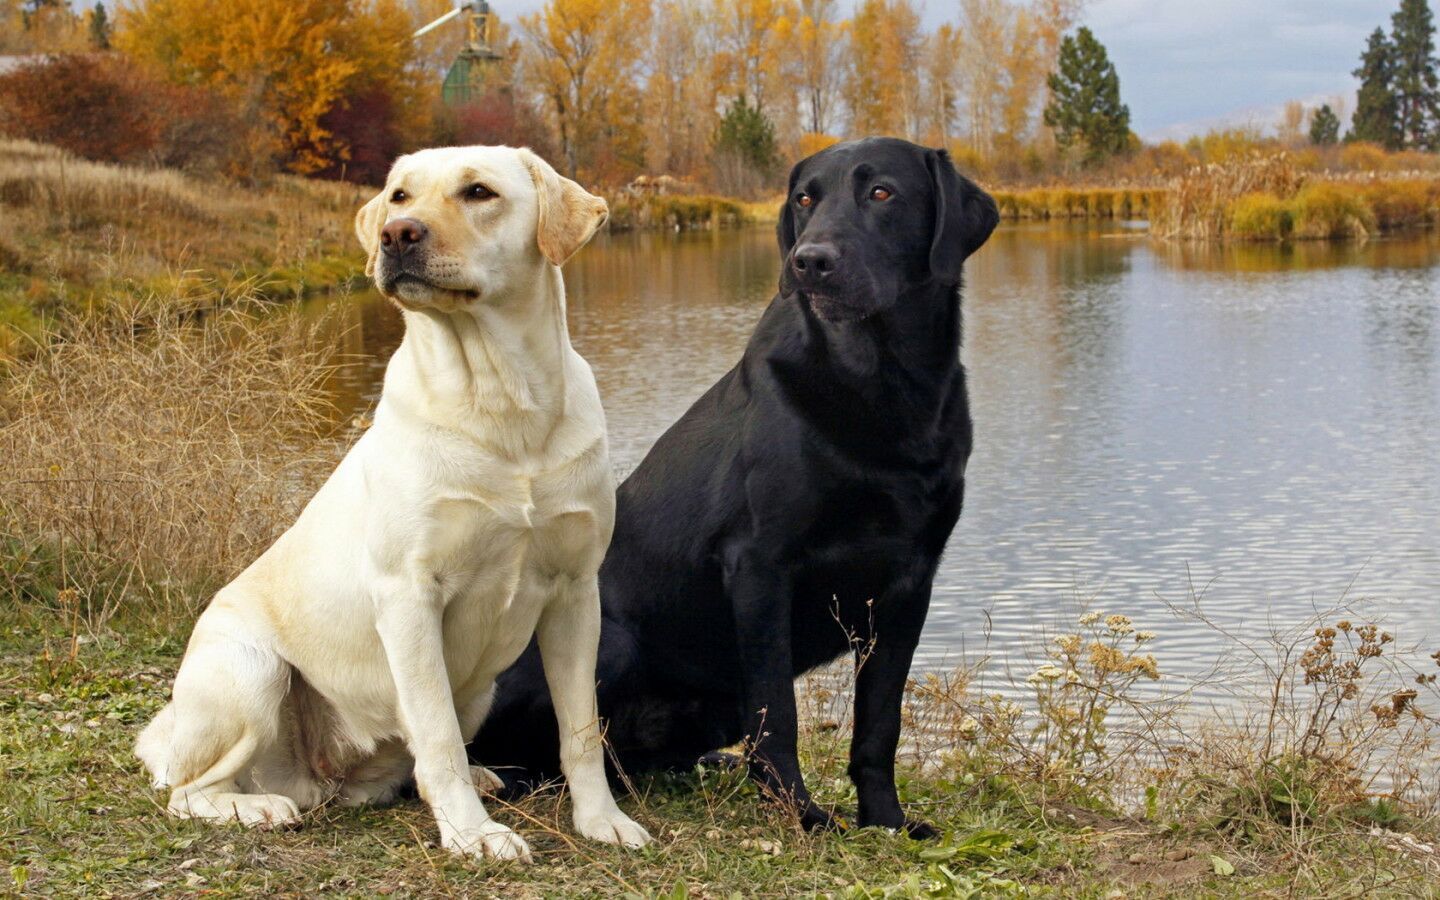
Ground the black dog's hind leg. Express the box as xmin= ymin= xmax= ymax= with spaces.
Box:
xmin=727 ymin=549 xmax=845 ymax=832
xmin=849 ymin=577 xmax=939 ymax=838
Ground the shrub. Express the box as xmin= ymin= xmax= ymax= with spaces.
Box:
xmin=1359 ymin=179 xmax=1440 ymax=229
xmin=0 ymin=53 xmax=257 ymax=176
xmin=797 ymin=132 xmax=841 ymax=159
xmin=1291 ymin=183 xmax=1376 ymax=240
xmin=1339 ymin=141 xmax=1390 ymax=173
xmin=1229 ymin=192 xmax=1294 ymax=241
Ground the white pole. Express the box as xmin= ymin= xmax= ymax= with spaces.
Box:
xmin=413 ymin=6 xmax=465 ymax=39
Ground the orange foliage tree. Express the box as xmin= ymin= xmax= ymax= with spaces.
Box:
xmin=520 ymin=0 xmax=652 ymax=182
xmin=844 ymin=0 xmax=923 ymax=139
xmin=117 ymin=0 xmax=416 ymax=175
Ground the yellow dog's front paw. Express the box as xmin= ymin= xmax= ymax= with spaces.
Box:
xmin=575 ymin=808 xmax=653 ymax=848
xmin=441 ymin=820 xmax=533 ymax=862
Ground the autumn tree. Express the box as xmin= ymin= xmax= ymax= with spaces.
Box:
xmin=1309 ymin=104 xmax=1340 ymax=145
xmin=789 ymin=0 xmax=846 ymax=136
xmin=843 ymin=0 xmax=923 ymax=138
xmin=710 ymin=0 xmax=793 ymax=119
xmin=922 ymin=23 xmax=962 ymax=145
xmin=644 ymin=0 xmax=718 ymax=175
xmin=119 ymin=0 xmax=407 ymax=174
xmin=957 ymin=0 xmax=1010 ymax=154
xmin=521 ymin=0 xmax=651 ymax=181
xmin=1389 ymin=0 xmax=1440 ymax=149
xmin=1043 ymin=26 xmax=1130 ymax=164
xmin=1278 ymin=100 xmax=1306 ymax=145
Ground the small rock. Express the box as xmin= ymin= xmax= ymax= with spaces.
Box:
xmin=136 ymin=879 xmax=164 ymax=894
xmin=1126 ymin=852 xmax=1144 ymax=864
xmin=184 ymin=873 xmax=205 ymax=888
xmin=36 ymin=693 xmax=54 ymax=704
xmin=1163 ymin=847 xmax=1192 ymax=862
xmin=178 ymin=858 xmax=201 ymax=871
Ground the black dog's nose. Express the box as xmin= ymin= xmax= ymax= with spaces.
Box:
xmin=791 ymin=242 xmax=839 ymax=282
xmin=380 ymin=217 xmax=428 ymax=256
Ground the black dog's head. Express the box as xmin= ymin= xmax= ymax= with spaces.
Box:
xmin=777 ymin=137 xmax=999 ymax=322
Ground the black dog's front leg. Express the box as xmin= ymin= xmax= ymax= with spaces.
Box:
xmin=850 ymin=588 xmax=937 ymax=838
xmin=727 ymin=551 xmax=843 ymax=831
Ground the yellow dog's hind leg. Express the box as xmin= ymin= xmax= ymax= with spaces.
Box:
xmin=135 ymin=605 xmax=303 ymax=827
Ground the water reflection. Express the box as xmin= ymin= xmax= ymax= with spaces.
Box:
xmin=319 ymin=224 xmax=1440 ymax=693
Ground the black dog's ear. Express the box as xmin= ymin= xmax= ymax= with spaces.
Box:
xmin=776 ymin=161 xmax=803 ymax=258
xmin=927 ymin=148 xmax=999 ymax=283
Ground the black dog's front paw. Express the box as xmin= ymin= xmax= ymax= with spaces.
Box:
xmin=902 ymin=818 xmax=939 ymax=840
xmin=696 ymin=750 xmax=745 ymax=770
xmin=799 ymin=803 xmax=851 ymax=832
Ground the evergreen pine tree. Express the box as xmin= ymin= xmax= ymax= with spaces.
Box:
xmin=1043 ymin=27 xmax=1131 ymax=165
xmin=1309 ymin=104 xmax=1340 ymax=145
xmin=1350 ymin=28 xmax=1402 ymax=147
xmin=88 ymin=2 xmax=111 ymax=50
xmin=1389 ymin=0 xmax=1440 ymax=149
xmin=713 ymin=95 xmax=779 ymax=178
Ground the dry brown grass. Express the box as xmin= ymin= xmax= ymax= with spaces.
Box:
xmin=0 ymin=295 xmax=344 ymax=628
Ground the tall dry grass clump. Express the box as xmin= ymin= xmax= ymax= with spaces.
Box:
xmin=0 ymin=297 xmax=342 ymax=628
xmin=1152 ymin=154 xmax=1308 ymax=241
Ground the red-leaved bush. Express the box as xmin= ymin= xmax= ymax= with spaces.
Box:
xmin=0 ymin=53 xmax=259 ymax=176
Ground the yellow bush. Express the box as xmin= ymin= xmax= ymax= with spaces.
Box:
xmin=1339 ymin=142 xmax=1389 ymax=174
xmin=1360 ymin=180 xmax=1440 ymax=229
xmin=1228 ymin=192 xmax=1293 ymax=241
xmin=1291 ymin=183 xmax=1376 ymax=240
xmin=797 ymin=132 xmax=841 ymax=159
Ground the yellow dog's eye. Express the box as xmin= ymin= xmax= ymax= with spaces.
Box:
xmin=464 ymin=183 xmax=497 ymax=201
xmin=870 ymin=186 xmax=893 ymax=202
xmin=390 ymin=189 xmax=407 ymax=203
xmin=796 ymin=192 xmax=813 ymax=208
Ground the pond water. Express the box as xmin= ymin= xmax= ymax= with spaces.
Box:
xmin=323 ymin=223 xmax=1440 ymax=695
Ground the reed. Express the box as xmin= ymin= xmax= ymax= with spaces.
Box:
xmin=990 ymin=186 xmax=1168 ymax=221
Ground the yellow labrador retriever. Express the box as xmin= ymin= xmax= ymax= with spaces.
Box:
xmin=136 ymin=146 xmax=651 ymax=861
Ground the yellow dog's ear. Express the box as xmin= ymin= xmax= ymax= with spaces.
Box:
xmin=354 ymin=192 xmax=387 ymax=279
xmin=520 ymin=148 xmax=608 ymax=266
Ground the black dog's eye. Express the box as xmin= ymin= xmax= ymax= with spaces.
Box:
xmin=389 ymin=189 xmax=407 ymax=203
xmin=870 ymin=186 xmax=893 ymax=202
xmin=796 ymin=192 xmax=813 ymax=208
xmin=464 ymin=183 xmax=497 ymax=201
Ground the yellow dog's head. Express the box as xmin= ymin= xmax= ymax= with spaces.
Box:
xmin=355 ymin=146 xmax=608 ymax=311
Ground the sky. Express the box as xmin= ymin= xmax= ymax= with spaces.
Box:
xmin=496 ymin=0 xmax=1397 ymax=140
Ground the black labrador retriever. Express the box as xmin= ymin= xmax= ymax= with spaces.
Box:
xmin=473 ymin=137 xmax=998 ymax=836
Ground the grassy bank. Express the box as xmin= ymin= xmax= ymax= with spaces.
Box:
xmin=0 ymin=139 xmax=370 ymax=356
xmin=4 ymin=299 xmax=1440 ymax=896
